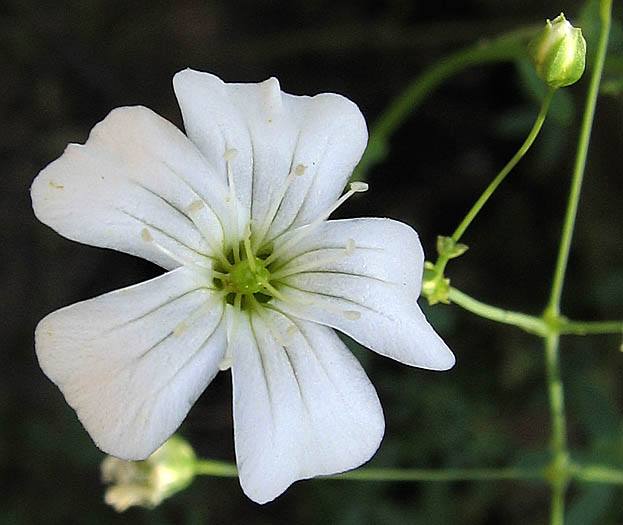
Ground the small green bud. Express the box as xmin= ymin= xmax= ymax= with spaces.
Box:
xmin=422 ymin=261 xmax=451 ymax=306
xmin=436 ymin=236 xmax=468 ymax=260
xmin=528 ymin=13 xmax=586 ymax=89
xmin=101 ymin=435 xmax=197 ymax=512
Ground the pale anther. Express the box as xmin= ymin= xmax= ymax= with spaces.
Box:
xmin=141 ymin=228 xmax=153 ymax=242
xmin=345 ymin=238 xmax=356 ymax=256
xmin=223 ymin=148 xmax=238 ymax=161
xmin=294 ymin=164 xmax=306 ymax=176
xmin=173 ymin=322 xmax=187 ymax=338
xmin=188 ymin=200 xmax=204 ymax=214
xmin=218 ymin=357 xmax=233 ymax=371
xmin=350 ymin=181 xmax=368 ymax=193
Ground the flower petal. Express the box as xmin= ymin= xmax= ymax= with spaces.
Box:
xmin=231 ymin=308 xmax=384 ymax=504
xmin=173 ymin=69 xmax=368 ymax=242
xmin=35 ymin=267 xmax=226 ymax=460
xmin=31 ymin=105 xmax=236 ymax=270
xmin=270 ymin=218 xmax=455 ymax=370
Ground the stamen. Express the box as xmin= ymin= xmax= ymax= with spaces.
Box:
xmin=140 ymin=227 xmax=212 ymax=273
xmin=252 ymin=164 xmax=306 ymax=251
xmin=252 ymin=297 xmax=290 ymax=347
xmin=243 ymin=223 xmax=256 ymax=272
xmin=264 ymin=182 xmax=369 ymax=266
xmin=261 ymin=281 xmax=289 ymax=302
xmin=220 ymin=293 xmax=242 ymax=371
xmin=224 ymin=149 xmax=240 ymax=263
xmin=270 ymin=240 xmax=357 ymax=280
xmin=223 ymin=148 xmax=238 ymax=162
xmin=188 ymin=200 xmax=232 ymax=270
xmin=269 ymin=284 xmax=362 ymax=322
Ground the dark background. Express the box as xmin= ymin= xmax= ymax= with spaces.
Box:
xmin=2 ymin=1 xmax=622 ymax=523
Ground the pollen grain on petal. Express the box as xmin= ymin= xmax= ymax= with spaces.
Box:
xmin=141 ymin=228 xmax=153 ymax=243
xmin=173 ymin=322 xmax=187 ymax=338
xmin=345 ymin=238 xmax=356 ymax=255
xmin=294 ymin=164 xmax=306 ymax=176
xmin=188 ymin=200 xmax=204 ymax=215
xmin=223 ymin=148 xmax=238 ymax=161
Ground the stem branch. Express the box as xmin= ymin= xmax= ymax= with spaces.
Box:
xmin=546 ymin=0 xmax=612 ymax=316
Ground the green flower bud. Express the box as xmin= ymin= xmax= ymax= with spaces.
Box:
xmin=436 ymin=236 xmax=468 ymax=260
xmin=528 ymin=13 xmax=586 ymax=89
xmin=101 ymin=435 xmax=197 ymax=512
xmin=422 ymin=262 xmax=451 ymax=306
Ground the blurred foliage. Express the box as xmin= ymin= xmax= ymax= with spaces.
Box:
xmin=2 ymin=0 xmax=622 ymax=523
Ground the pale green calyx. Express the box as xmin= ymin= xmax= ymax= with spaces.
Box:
xmin=528 ymin=13 xmax=586 ymax=89
xmin=101 ymin=435 xmax=197 ymax=512
xmin=437 ymin=236 xmax=468 ymax=260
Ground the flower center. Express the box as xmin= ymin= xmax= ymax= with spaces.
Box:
xmin=228 ymin=257 xmax=270 ymax=295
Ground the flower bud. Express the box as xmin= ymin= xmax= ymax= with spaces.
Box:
xmin=101 ymin=435 xmax=197 ymax=512
xmin=528 ymin=13 xmax=586 ymax=89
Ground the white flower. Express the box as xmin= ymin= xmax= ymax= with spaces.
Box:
xmin=31 ymin=69 xmax=455 ymax=504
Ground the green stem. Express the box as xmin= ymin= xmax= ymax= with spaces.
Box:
xmin=447 ymin=286 xmax=547 ymax=335
xmin=352 ymin=27 xmax=535 ymax=181
xmin=545 ymin=336 xmax=568 ymax=454
xmin=435 ymin=87 xmax=555 ymax=276
xmin=193 ymin=458 xmax=544 ymax=482
xmin=542 ymin=4 xmax=612 ymax=522
xmin=573 ymin=463 xmax=623 ymax=484
xmin=546 ymin=0 xmax=612 ymax=316
xmin=453 ymin=88 xmax=555 ymax=244
xmin=544 ymin=334 xmax=569 ymax=525
xmin=447 ymin=286 xmax=623 ymax=338
xmin=560 ymin=319 xmax=623 ymax=336
xmin=192 ymin=456 xmax=623 ymax=486
xmin=330 ymin=466 xmax=544 ymax=482
xmin=195 ymin=459 xmax=238 ymax=477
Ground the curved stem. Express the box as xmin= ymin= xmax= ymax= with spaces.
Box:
xmin=352 ymin=27 xmax=535 ymax=181
xmin=448 ymin=286 xmax=623 ymax=338
xmin=435 ymin=87 xmax=555 ymax=276
xmin=452 ymin=88 xmax=555 ymax=244
xmin=447 ymin=286 xmax=547 ymax=335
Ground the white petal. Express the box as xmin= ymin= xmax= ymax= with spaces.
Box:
xmin=270 ymin=218 xmax=455 ymax=370
xmin=173 ymin=69 xmax=368 ymax=241
xmin=35 ymin=267 xmax=226 ymax=460
xmin=231 ymin=308 xmax=384 ymax=504
xmin=31 ymin=106 xmax=235 ymax=270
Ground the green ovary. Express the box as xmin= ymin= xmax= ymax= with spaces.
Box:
xmin=228 ymin=257 xmax=270 ymax=295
